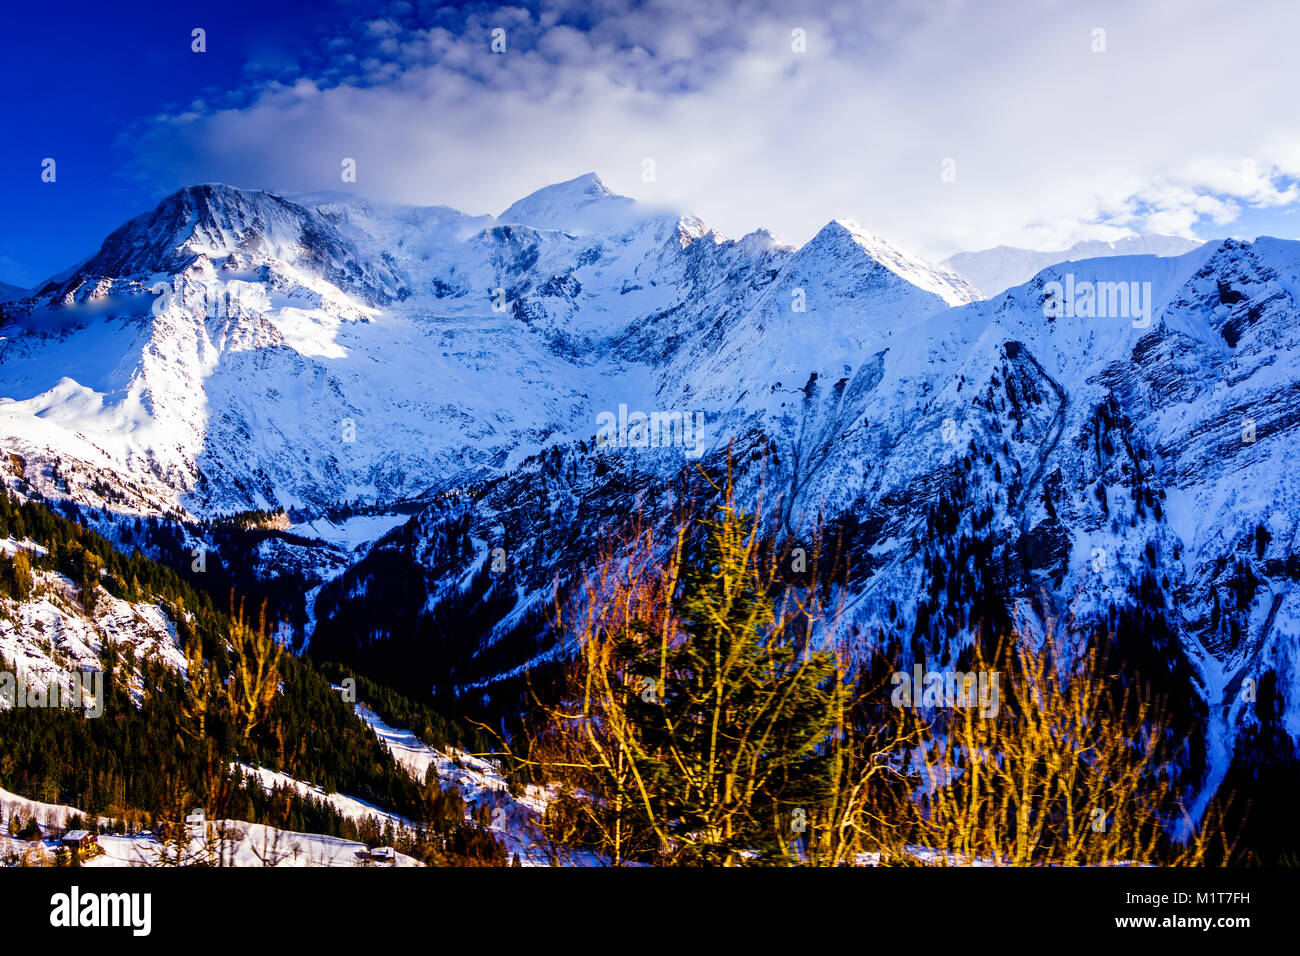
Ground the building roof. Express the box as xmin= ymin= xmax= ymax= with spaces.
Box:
xmin=62 ymin=830 xmax=92 ymax=841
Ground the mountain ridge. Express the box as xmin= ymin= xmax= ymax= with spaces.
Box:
xmin=943 ymin=233 xmax=1208 ymax=299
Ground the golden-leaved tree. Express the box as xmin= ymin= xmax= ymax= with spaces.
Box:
xmin=905 ymin=620 xmax=1234 ymax=865
xmin=505 ymin=466 xmax=918 ymax=865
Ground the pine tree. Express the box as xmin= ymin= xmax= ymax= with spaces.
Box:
xmin=517 ymin=464 xmax=846 ymax=865
xmin=11 ymin=549 xmax=33 ymax=601
xmin=631 ymin=492 xmax=839 ymax=864
xmin=80 ymin=550 xmax=101 ymax=613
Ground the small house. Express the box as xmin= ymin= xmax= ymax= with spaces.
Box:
xmin=60 ymin=830 xmax=98 ymax=851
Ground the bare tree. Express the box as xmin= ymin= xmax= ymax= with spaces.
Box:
xmin=906 ymin=618 xmax=1235 ymax=865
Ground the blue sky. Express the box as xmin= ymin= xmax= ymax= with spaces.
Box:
xmin=0 ymin=0 xmax=359 ymax=285
xmin=4 ymin=0 xmax=1300 ymax=287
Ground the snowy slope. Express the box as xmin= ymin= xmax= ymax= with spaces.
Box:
xmin=0 ymin=538 xmax=186 ymax=706
xmin=0 ymin=785 xmax=421 ymax=867
xmin=355 ymin=701 xmax=599 ymax=866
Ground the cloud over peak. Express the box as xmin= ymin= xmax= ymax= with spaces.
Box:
xmin=122 ymin=0 xmax=1300 ymax=258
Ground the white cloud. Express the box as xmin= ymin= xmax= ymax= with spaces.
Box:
xmin=124 ymin=0 xmax=1300 ymax=257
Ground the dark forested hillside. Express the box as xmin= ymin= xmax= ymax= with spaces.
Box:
xmin=0 ymin=488 xmax=503 ymax=865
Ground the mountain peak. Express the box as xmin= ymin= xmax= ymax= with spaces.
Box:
xmin=28 ymin=183 xmax=407 ymax=307
xmin=818 ymin=218 xmax=908 ymax=259
xmin=567 ymin=171 xmax=610 ymax=192
xmin=804 ymin=218 xmax=979 ymax=306
xmin=58 ymin=184 xmax=316 ymax=282
xmin=497 ymin=172 xmax=636 ymax=233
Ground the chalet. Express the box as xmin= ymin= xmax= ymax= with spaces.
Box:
xmin=60 ymin=830 xmax=98 ymax=851
xmin=358 ymin=846 xmax=396 ymax=864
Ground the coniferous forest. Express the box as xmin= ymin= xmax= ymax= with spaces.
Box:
xmin=0 ymin=488 xmax=503 ymax=866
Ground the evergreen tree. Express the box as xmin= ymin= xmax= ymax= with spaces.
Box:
xmin=632 ymin=495 xmax=839 ymax=864
xmin=80 ymin=550 xmax=101 ymax=613
xmin=521 ymin=468 xmax=843 ymax=865
xmin=11 ymin=549 xmax=33 ymax=601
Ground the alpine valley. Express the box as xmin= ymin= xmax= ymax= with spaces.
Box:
xmin=2 ymin=173 xmax=1298 ymax=859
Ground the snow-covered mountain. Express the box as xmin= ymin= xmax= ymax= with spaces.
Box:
xmin=497 ymin=171 xmax=641 ymax=234
xmin=943 ymin=234 xmax=1206 ymax=298
xmin=1 ymin=175 xmax=1297 ymax=816
xmin=0 ymin=176 xmax=791 ymax=518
